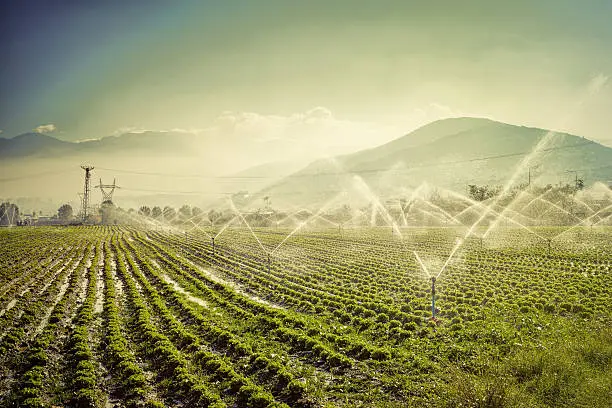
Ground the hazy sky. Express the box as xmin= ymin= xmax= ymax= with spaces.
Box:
xmin=1 ymin=0 xmax=611 ymax=145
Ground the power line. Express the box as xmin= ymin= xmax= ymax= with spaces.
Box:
xmin=118 ymin=186 xmax=346 ymax=197
xmin=1 ymin=140 xmax=607 ymax=188
xmin=565 ymin=164 xmax=612 ymax=173
xmin=96 ymin=167 xmax=270 ymax=180
xmin=98 ymin=140 xmax=600 ymax=180
xmin=119 ymin=187 xmax=235 ymax=196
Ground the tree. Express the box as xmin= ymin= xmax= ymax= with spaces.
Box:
xmin=151 ymin=206 xmax=162 ymax=219
xmin=179 ymin=205 xmax=191 ymax=220
xmin=57 ymin=204 xmax=73 ymax=221
xmin=208 ymin=209 xmax=222 ymax=225
xmin=329 ymin=204 xmax=352 ymax=225
xmin=192 ymin=207 xmax=203 ymax=223
xmin=163 ymin=206 xmax=176 ymax=221
xmin=468 ymin=185 xmax=498 ymax=202
xmin=0 ymin=202 xmax=20 ymax=226
xmin=100 ymin=201 xmax=116 ymax=225
xmin=138 ymin=206 xmax=151 ymax=217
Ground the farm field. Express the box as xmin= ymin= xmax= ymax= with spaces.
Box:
xmin=0 ymin=226 xmax=610 ymax=408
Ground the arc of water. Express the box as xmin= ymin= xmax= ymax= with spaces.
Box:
xmin=348 ymin=178 xmax=421 ymax=261
xmin=592 ymin=212 xmax=612 ymax=226
xmin=185 ymin=219 xmax=213 ymax=239
xmin=483 ymin=188 xmax=543 ymax=237
xmin=270 ymin=193 xmax=344 ymax=255
xmin=398 ymin=199 xmax=409 ymax=226
xmin=343 ymin=209 xmax=364 ymax=228
xmin=413 ymin=251 xmax=431 ymax=278
xmin=275 ymin=208 xmax=308 ymax=226
xmin=444 ymin=189 xmax=546 ymax=240
xmin=228 ymin=199 xmax=268 ymax=254
xmin=137 ymin=211 xmax=182 ymax=234
xmin=487 ymin=194 xmax=539 ymax=221
xmin=436 ymin=238 xmax=464 ymax=279
xmin=213 ymin=215 xmax=240 ymax=239
xmin=0 ymin=206 xmax=9 ymax=225
xmin=530 ymin=197 xmax=586 ymax=224
xmin=519 ymin=190 xmax=552 ymax=213
xmin=413 ymin=207 xmax=448 ymax=224
xmin=454 ymin=201 xmax=488 ymax=220
xmin=370 ymin=204 xmax=377 ymax=226
xmin=180 ymin=211 xmax=207 ymax=225
xmin=554 ymin=203 xmax=612 ymax=239
xmin=126 ymin=211 xmax=155 ymax=229
xmin=510 ymin=190 xmax=581 ymax=226
xmin=352 ymin=175 xmax=403 ymax=237
xmin=398 ymin=183 xmax=429 ymax=222
xmin=499 ymin=206 xmax=537 ymax=225
xmin=481 ymin=74 xmax=609 ymax=239
xmin=418 ymin=198 xmax=463 ymax=225
xmin=313 ymin=214 xmax=340 ymax=228
xmin=569 ymin=195 xmax=596 ymax=214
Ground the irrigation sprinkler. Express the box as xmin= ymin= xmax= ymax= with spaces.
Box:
xmin=211 ymin=236 xmax=215 ymax=257
xmin=431 ymin=277 xmax=437 ymax=319
xmin=414 ymin=251 xmax=440 ymax=323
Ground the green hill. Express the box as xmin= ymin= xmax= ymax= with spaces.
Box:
xmin=252 ymin=118 xmax=612 ymax=209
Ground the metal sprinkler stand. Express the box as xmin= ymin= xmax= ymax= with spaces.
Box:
xmin=431 ymin=277 xmax=437 ymax=319
xmin=211 ymin=237 xmax=215 ymax=257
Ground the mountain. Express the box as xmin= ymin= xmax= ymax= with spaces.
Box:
xmin=0 ymin=132 xmax=72 ymax=157
xmin=2 ymin=117 xmax=611 ymax=209
xmin=0 ymin=128 xmax=328 ymax=175
xmin=248 ymin=118 xmax=612 ymax=209
xmin=0 ymin=129 xmax=317 ymax=207
xmin=0 ymin=131 xmax=199 ymax=159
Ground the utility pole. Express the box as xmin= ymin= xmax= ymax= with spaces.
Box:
xmin=80 ymin=165 xmax=94 ymax=221
xmin=566 ymin=170 xmax=580 ymax=190
xmin=431 ymin=277 xmax=437 ymax=319
xmin=528 ymin=164 xmax=540 ymax=187
xmin=95 ymin=178 xmax=120 ymax=204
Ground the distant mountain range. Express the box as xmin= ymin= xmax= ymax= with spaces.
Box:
xmin=0 ymin=130 xmax=198 ymax=159
xmin=2 ymin=117 xmax=611 ymax=210
xmin=246 ymin=118 xmax=612 ymax=208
